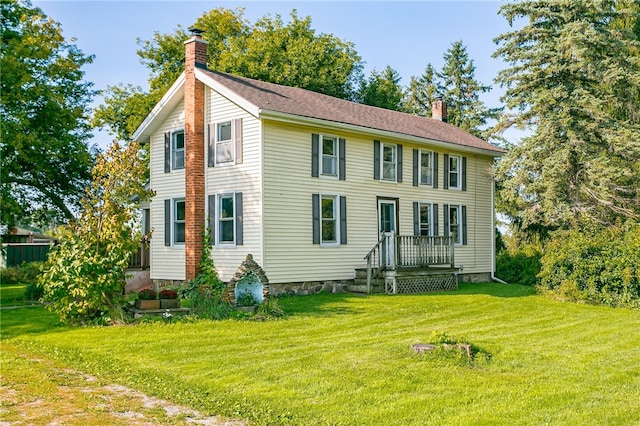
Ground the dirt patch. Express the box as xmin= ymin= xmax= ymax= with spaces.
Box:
xmin=0 ymin=349 xmax=245 ymax=426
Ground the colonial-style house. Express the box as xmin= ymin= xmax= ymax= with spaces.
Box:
xmin=132 ymin=29 xmax=504 ymax=296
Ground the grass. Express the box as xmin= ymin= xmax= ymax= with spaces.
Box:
xmin=0 ymin=283 xmax=30 ymax=307
xmin=1 ymin=283 xmax=639 ymax=425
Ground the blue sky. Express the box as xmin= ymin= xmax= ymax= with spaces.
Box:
xmin=33 ymin=1 xmax=516 ymax=148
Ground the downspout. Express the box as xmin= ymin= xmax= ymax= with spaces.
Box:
xmin=491 ymin=178 xmax=508 ymax=284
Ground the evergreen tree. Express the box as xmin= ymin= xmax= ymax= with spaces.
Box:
xmin=493 ymin=0 xmax=640 ymax=233
xmin=403 ymin=41 xmax=499 ymax=138
xmin=357 ymin=65 xmax=404 ymax=110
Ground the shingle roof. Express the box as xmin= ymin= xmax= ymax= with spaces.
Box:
xmin=200 ymin=69 xmax=504 ymax=155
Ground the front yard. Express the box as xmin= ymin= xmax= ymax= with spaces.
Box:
xmin=1 ymin=283 xmax=639 ymax=425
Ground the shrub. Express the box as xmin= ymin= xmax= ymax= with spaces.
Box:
xmin=24 ymin=283 xmax=43 ymax=301
xmin=158 ymin=289 xmax=178 ymax=299
xmin=495 ymin=245 xmax=542 ymax=285
xmin=537 ymin=222 xmax=640 ymax=308
xmin=255 ymin=298 xmax=285 ymax=318
xmin=0 ymin=262 xmax=43 ymax=284
xmin=137 ymin=289 xmax=157 ymax=300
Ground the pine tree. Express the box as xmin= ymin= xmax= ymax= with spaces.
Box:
xmin=357 ymin=65 xmax=404 ymax=110
xmin=493 ymin=0 xmax=640 ymax=233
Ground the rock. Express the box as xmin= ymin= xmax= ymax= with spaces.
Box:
xmin=411 ymin=343 xmax=436 ymax=354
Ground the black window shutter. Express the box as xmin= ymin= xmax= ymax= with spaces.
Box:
xmin=413 ymin=202 xmax=419 ymax=236
xmin=443 ymin=204 xmax=450 ymax=237
xmin=339 ymin=138 xmax=346 ymax=180
xmin=235 ymin=118 xmax=243 ymax=165
xmin=462 ymin=156 xmax=467 ymax=191
xmin=311 ymin=134 xmax=319 ymax=177
xmin=208 ymin=124 xmax=215 ymax=168
xmin=433 ymin=204 xmax=439 ymax=236
xmin=373 ymin=140 xmax=380 ymax=180
xmin=312 ymin=194 xmax=320 ymax=244
xmin=462 ymin=205 xmax=467 ymax=245
xmin=208 ymin=194 xmax=216 ymax=244
xmin=413 ymin=149 xmax=419 ymax=187
xmin=340 ymin=196 xmax=347 ymax=244
xmin=443 ymin=154 xmax=449 ymax=189
xmin=235 ymin=192 xmax=243 ymax=245
xmin=164 ymin=132 xmax=171 ymax=173
xmin=397 ymin=144 xmax=403 ymax=183
xmin=164 ymin=199 xmax=171 ymax=246
xmin=433 ymin=153 xmax=439 ymax=188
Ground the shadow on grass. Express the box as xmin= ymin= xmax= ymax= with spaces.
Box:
xmin=0 ymin=306 xmax=67 ymax=340
xmin=448 ymin=282 xmax=537 ymax=298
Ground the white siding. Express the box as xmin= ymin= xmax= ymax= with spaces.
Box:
xmin=262 ymin=121 xmax=496 ymax=283
xmin=204 ymin=88 xmax=263 ymax=281
xmin=149 ymin=101 xmax=186 ymax=280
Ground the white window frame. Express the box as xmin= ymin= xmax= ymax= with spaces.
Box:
xmin=381 ymin=142 xmax=397 ymax=182
xmin=419 ymin=150 xmax=433 ymax=186
xmin=320 ymin=193 xmax=340 ymax=247
xmin=217 ymin=193 xmax=236 ymax=246
xmin=419 ymin=202 xmax=433 ymax=236
xmin=173 ymin=198 xmax=185 ymax=245
xmin=448 ymin=204 xmax=462 ymax=245
xmin=320 ymin=134 xmax=338 ymax=178
xmin=215 ymin=121 xmax=234 ymax=165
xmin=448 ymin=154 xmax=461 ymax=190
xmin=172 ymin=130 xmax=185 ymax=170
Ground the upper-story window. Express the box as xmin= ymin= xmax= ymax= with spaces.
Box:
xmin=374 ymin=140 xmax=402 ymax=183
xmin=172 ymin=131 xmax=185 ymax=170
xmin=216 ymin=121 xmax=233 ymax=164
xmin=322 ymin=136 xmax=338 ymax=176
xmin=448 ymin=155 xmax=460 ymax=189
xmin=420 ymin=150 xmax=433 ymax=186
xmin=312 ymin=134 xmax=345 ymax=180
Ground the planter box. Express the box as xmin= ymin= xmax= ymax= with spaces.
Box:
xmin=160 ymin=299 xmax=180 ymax=309
xmin=135 ymin=299 xmax=160 ymax=310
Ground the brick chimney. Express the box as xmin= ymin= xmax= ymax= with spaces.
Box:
xmin=432 ymin=97 xmax=447 ymax=122
xmin=184 ymin=28 xmax=207 ymax=280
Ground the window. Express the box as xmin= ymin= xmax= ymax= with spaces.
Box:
xmin=382 ymin=143 xmax=397 ymax=181
xmin=321 ymin=135 xmax=338 ymax=176
xmin=218 ymin=194 xmax=235 ymax=244
xmin=419 ymin=203 xmax=432 ymax=236
xmin=312 ymin=194 xmax=347 ymax=246
xmin=448 ymin=154 xmax=461 ymax=189
xmin=321 ymin=195 xmax=338 ymax=243
xmin=420 ymin=150 xmax=433 ymax=186
xmin=173 ymin=199 xmax=185 ymax=244
xmin=448 ymin=205 xmax=461 ymax=245
xmin=216 ymin=121 xmax=233 ymax=164
xmin=172 ymin=131 xmax=185 ymax=170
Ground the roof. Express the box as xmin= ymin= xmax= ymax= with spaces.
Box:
xmin=133 ymin=69 xmax=504 ymax=156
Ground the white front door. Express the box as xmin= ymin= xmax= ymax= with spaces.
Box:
xmin=378 ymin=200 xmax=397 ymax=267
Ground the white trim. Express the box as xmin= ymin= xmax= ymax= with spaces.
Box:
xmin=418 ymin=201 xmax=434 ymax=237
xmin=380 ymin=142 xmax=398 ymax=182
xmin=172 ymin=197 xmax=186 ymax=247
xmin=260 ymin=109 xmax=504 ymax=157
xmin=448 ymin=204 xmax=462 ymax=246
xmin=491 ymin=181 xmax=507 ymax=284
xmin=132 ymin=73 xmax=186 ymax=142
xmin=319 ymin=134 xmax=339 ymax=179
xmin=214 ymin=120 xmax=235 ymax=165
xmin=195 ymin=68 xmax=261 ymax=118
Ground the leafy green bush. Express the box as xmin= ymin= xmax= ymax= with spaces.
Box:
xmin=0 ymin=262 xmax=43 ymax=284
xmin=255 ymin=298 xmax=285 ymax=318
xmin=24 ymin=282 xmax=43 ymax=301
xmin=537 ymin=222 xmax=640 ymax=308
xmin=495 ymin=245 xmax=542 ymax=285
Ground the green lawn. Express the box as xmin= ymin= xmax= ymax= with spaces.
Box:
xmin=2 ymin=283 xmax=639 ymax=425
xmin=0 ymin=283 xmax=28 ymax=307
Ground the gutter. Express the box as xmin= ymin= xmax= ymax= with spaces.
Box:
xmin=491 ymin=179 xmax=508 ymax=284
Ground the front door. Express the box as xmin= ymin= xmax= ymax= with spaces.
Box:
xmin=378 ymin=199 xmax=397 ymax=267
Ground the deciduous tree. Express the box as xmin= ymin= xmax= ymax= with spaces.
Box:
xmin=1 ymin=0 xmax=96 ymax=227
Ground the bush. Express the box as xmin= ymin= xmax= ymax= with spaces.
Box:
xmin=495 ymin=245 xmax=542 ymax=285
xmin=158 ymin=289 xmax=178 ymax=299
xmin=24 ymin=282 xmax=43 ymax=301
xmin=537 ymin=222 xmax=640 ymax=308
xmin=255 ymin=298 xmax=285 ymax=318
xmin=0 ymin=262 xmax=43 ymax=284
xmin=137 ymin=289 xmax=157 ymax=300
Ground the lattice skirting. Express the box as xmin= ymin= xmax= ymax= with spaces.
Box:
xmin=386 ymin=274 xmax=458 ymax=294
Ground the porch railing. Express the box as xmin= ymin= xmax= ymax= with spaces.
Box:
xmin=128 ymin=241 xmax=150 ymax=269
xmin=363 ymin=234 xmax=455 ymax=292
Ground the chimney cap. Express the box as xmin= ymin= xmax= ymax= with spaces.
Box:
xmin=188 ymin=27 xmax=204 ymax=37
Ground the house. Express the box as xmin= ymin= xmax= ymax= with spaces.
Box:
xmin=132 ymin=29 xmax=504 ymax=296
xmin=1 ymin=226 xmax=56 ymax=267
